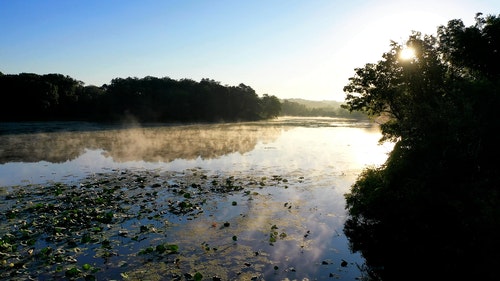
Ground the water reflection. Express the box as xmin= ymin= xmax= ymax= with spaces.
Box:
xmin=0 ymin=123 xmax=283 ymax=163
xmin=0 ymin=117 xmax=391 ymax=187
xmin=0 ymin=117 xmax=393 ymax=280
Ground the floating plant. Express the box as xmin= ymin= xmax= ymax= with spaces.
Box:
xmin=0 ymin=168 xmax=356 ymax=280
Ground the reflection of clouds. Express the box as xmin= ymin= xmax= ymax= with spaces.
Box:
xmin=206 ymin=173 xmax=366 ymax=280
xmin=0 ymin=123 xmax=284 ymax=163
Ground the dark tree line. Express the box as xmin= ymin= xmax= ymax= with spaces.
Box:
xmin=0 ymin=74 xmax=281 ymax=123
xmin=342 ymin=13 xmax=500 ymax=280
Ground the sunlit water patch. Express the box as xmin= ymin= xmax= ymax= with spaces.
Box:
xmin=0 ymin=117 xmax=393 ymax=280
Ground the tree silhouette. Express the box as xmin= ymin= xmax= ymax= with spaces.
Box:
xmin=0 ymin=74 xmax=282 ymax=123
xmin=342 ymin=13 xmax=500 ymax=281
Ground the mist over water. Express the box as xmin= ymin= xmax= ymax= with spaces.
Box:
xmin=0 ymin=117 xmax=392 ymax=280
xmin=0 ymin=117 xmax=390 ymax=187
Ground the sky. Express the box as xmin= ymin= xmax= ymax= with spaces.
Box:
xmin=1 ymin=0 xmax=498 ymax=101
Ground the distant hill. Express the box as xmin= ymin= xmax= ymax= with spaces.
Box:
xmin=283 ymin=98 xmax=344 ymax=109
xmin=280 ymin=98 xmax=367 ymax=119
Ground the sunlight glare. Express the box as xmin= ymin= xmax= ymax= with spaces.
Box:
xmin=400 ymin=47 xmax=416 ymax=60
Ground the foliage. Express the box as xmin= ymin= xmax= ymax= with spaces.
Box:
xmin=0 ymin=75 xmax=281 ymax=123
xmin=260 ymin=94 xmax=282 ymax=119
xmin=342 ymin=13 xmax=500 ymax=280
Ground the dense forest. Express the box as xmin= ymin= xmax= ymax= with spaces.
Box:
xmin=0 ymin=74 xmax=281 ymax=123
xmin=342 ymin=13 xmax=499 ymax=280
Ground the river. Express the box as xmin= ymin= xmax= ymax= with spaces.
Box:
xmin=0 ymin=117 xmax=392 ymax=280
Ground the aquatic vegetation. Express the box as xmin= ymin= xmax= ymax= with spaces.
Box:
xmin=0 ymin=168 xmax=360 ymax=280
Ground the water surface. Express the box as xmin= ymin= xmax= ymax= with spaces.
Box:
xmin=0 ymin=117 xmax=390 ymax=187
xmin=0 ymin=117 xmax=392 ymax=280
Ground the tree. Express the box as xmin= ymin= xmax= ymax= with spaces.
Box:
xmin=342 ymin=13 xmax=500 ymax=280
xmin=259 ymin=94 xmax=281 ymax=118
xmin=0 ymin=73 xmax=281 ymax=123
xmin=0 ymin=73 xmax=60 ymax=120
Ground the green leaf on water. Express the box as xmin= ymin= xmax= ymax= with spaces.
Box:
xmin=65 ymin=267 xmax=81 ymax=278
xmin=194 ymin=272 xmax=203 ymax=281
xmin=82 ymin=263 xmax=91 ymax=271
xmin=156 ymin=244 xmax=166 ymax=253
xmin=165 ymin=244 xmax=179 ymax=253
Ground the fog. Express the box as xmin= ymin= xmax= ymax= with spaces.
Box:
xmin=0 ymin=123 xmax=283 ymax=164
xmin=0 ymin=117 xmax=391 ymax=187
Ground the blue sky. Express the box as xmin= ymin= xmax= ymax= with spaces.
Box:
xmin=1 ymin=0 xmax=498 ymax=101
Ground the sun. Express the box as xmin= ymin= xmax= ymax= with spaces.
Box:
xmin=399 ymin=47 xmax=416 ymax=60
